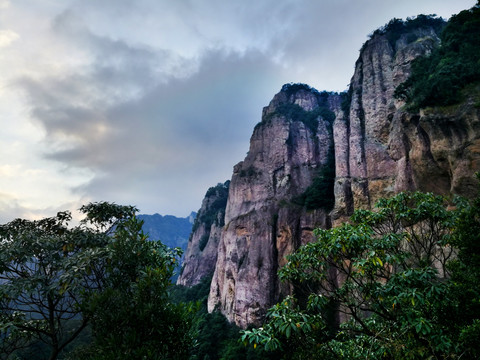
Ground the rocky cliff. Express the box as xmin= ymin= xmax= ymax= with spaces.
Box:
xmin=177 ymin=181 xmax=229 ymax=287
xmin=181 ymin=19 xmax=480 ymax=328
xmin=332 ymin=23 xmax=480 ymax=227
xmin=207 ymin=86 xmax=340 ymax=327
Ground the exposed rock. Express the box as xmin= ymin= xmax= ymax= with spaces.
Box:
xmin=176 ymin=181 xmax=229 ymax=287
xmin=335 ymin=27 xmax=480 ymax=216
xmin=207 ymin=86 xmax=337 ymax=327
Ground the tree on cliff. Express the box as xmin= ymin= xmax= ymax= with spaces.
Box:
xmin=242 ymin=191 xmax=480 ymax=359
xmin=0 ymin=202 xmax=195 ymax=360
xmin=394 ymin=3 xmax=480 ymax=109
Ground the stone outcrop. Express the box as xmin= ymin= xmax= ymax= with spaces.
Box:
xmin=207 ymin=86 xmax=339 ymax=327
xmin=332 ymin=26 xmax=480 ymax=226
xmin=180 ymin=21 xmax=480 ymax=328
xmin=177 ymin=181 xmax=229 ymax=287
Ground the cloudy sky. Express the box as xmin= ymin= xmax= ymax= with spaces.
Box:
xmin=0 ymin=0 xmax=475 ymax=222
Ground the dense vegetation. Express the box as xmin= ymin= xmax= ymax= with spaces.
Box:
xmin=0 ymin=203 xmax=195 ymax=360
xmin=171 ymin=278 xmax=277 ymax=360
xmin=394 ymin=3 xmax=480 ymax=109
xmin=243 ymin=189 xmax=480 ymax=359
xmin=4 ymin=192 xmax=479 ymax=359
xmin=367 ymin=15 xmax=445 ymax=50
xmin=293 ymin=156 xmax=335 ymax=211
xmin=191 ymin=181 xmax=229 ymax=237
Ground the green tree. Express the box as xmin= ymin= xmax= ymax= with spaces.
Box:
xmin=79 ymin=211 xmax=195 ymax=360
xmin=0 ymin=208 xmax=112 ymax=360
xmin=171 ymin=277 xmax=276 ymax=360
xmin=0 ymin=202 xmax=195 ymax=360
xmin=243 ymin=191 xmax=480 ymax=359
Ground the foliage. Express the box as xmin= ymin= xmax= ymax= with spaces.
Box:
xmin=191 ymin=181 xmax=230 ymax=236
xmin=394 ymin=4 xmax=480 ymax=109
xmin=445 ymin=180 xmax=480 ymax=359
xmin=171 ymin=277 xmax=276 ymax=360
xmin=294 ymin=152 xmax=335 ymax=211
xmin=76 ymin=211 xmax=195 ymax=360
xmin=281 ymin=83 xmax=321 ymax=97
xmin=242 ymin=190 xmax=480 ymax=359
xmin=340 ymin=86 xmax=353 ymax=115
xmin=0 ymin=202 xmax=196 ymax=360
xmin=239 ymin=166 xmax=261 ymax=178
xmin=198 ymin=234 xmax=210 ymax=252
xmin=0 ymin=205 xmax=118 ymax=360
xmin=368 ymin=15 xmax=445 ymax=50
xmin=261 ymin=84 xmax=336 ymax=135
xmin=278 ymin=103 xmax=333 ymax=135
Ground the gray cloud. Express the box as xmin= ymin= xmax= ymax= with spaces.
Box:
xmin=17 ymin=45 xmax=285 ymax=215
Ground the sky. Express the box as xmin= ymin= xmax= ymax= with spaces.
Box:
xmin=0 ymin=0 xmax=476 ymax=222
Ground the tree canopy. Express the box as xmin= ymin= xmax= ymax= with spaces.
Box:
xmin=242 ymin=190 xmax=480 ymax=359
xmin=0 ymin=202 xmax=195 ymax=360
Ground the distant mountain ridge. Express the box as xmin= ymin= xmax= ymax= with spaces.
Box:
xmin=138 ymin=212 xmax=196 ymax=253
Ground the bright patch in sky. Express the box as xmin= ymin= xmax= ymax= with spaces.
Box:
xmin=0 ymin=0 xmax=476 ymax=222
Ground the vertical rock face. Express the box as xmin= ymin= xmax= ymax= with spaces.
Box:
xmin=177 ymin=181 xmax=229 ymax=287
xmin=332 ymin=26 xmax=480 ymax=226
xmin=180 ymin=21 xmax=480 ymax=329
xmin=207 ymin=86 xmax=340 ymax=327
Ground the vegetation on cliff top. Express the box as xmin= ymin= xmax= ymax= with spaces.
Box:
xmin=191 ymin=181 xmax=230 ymax=247
xmin=260 ymin=83 xmax=337 ymax=134
xmin=394 ymin=3 xmax=480 ymax=110
xmin=367 ymin=14 xmax=445 ymax=50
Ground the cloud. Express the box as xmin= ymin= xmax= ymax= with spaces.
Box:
xmin=17 ymin=44 xmax=284 ymax=215
xmin=11 ymin=1 xmax=314 ymax=217
xmin=0 ymin=192 xmax=83 ymax=223
xmin=0 ymin=0 xmax=9 ymax=10
xmin=0 ymin=29 xmax=19 ymax=47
